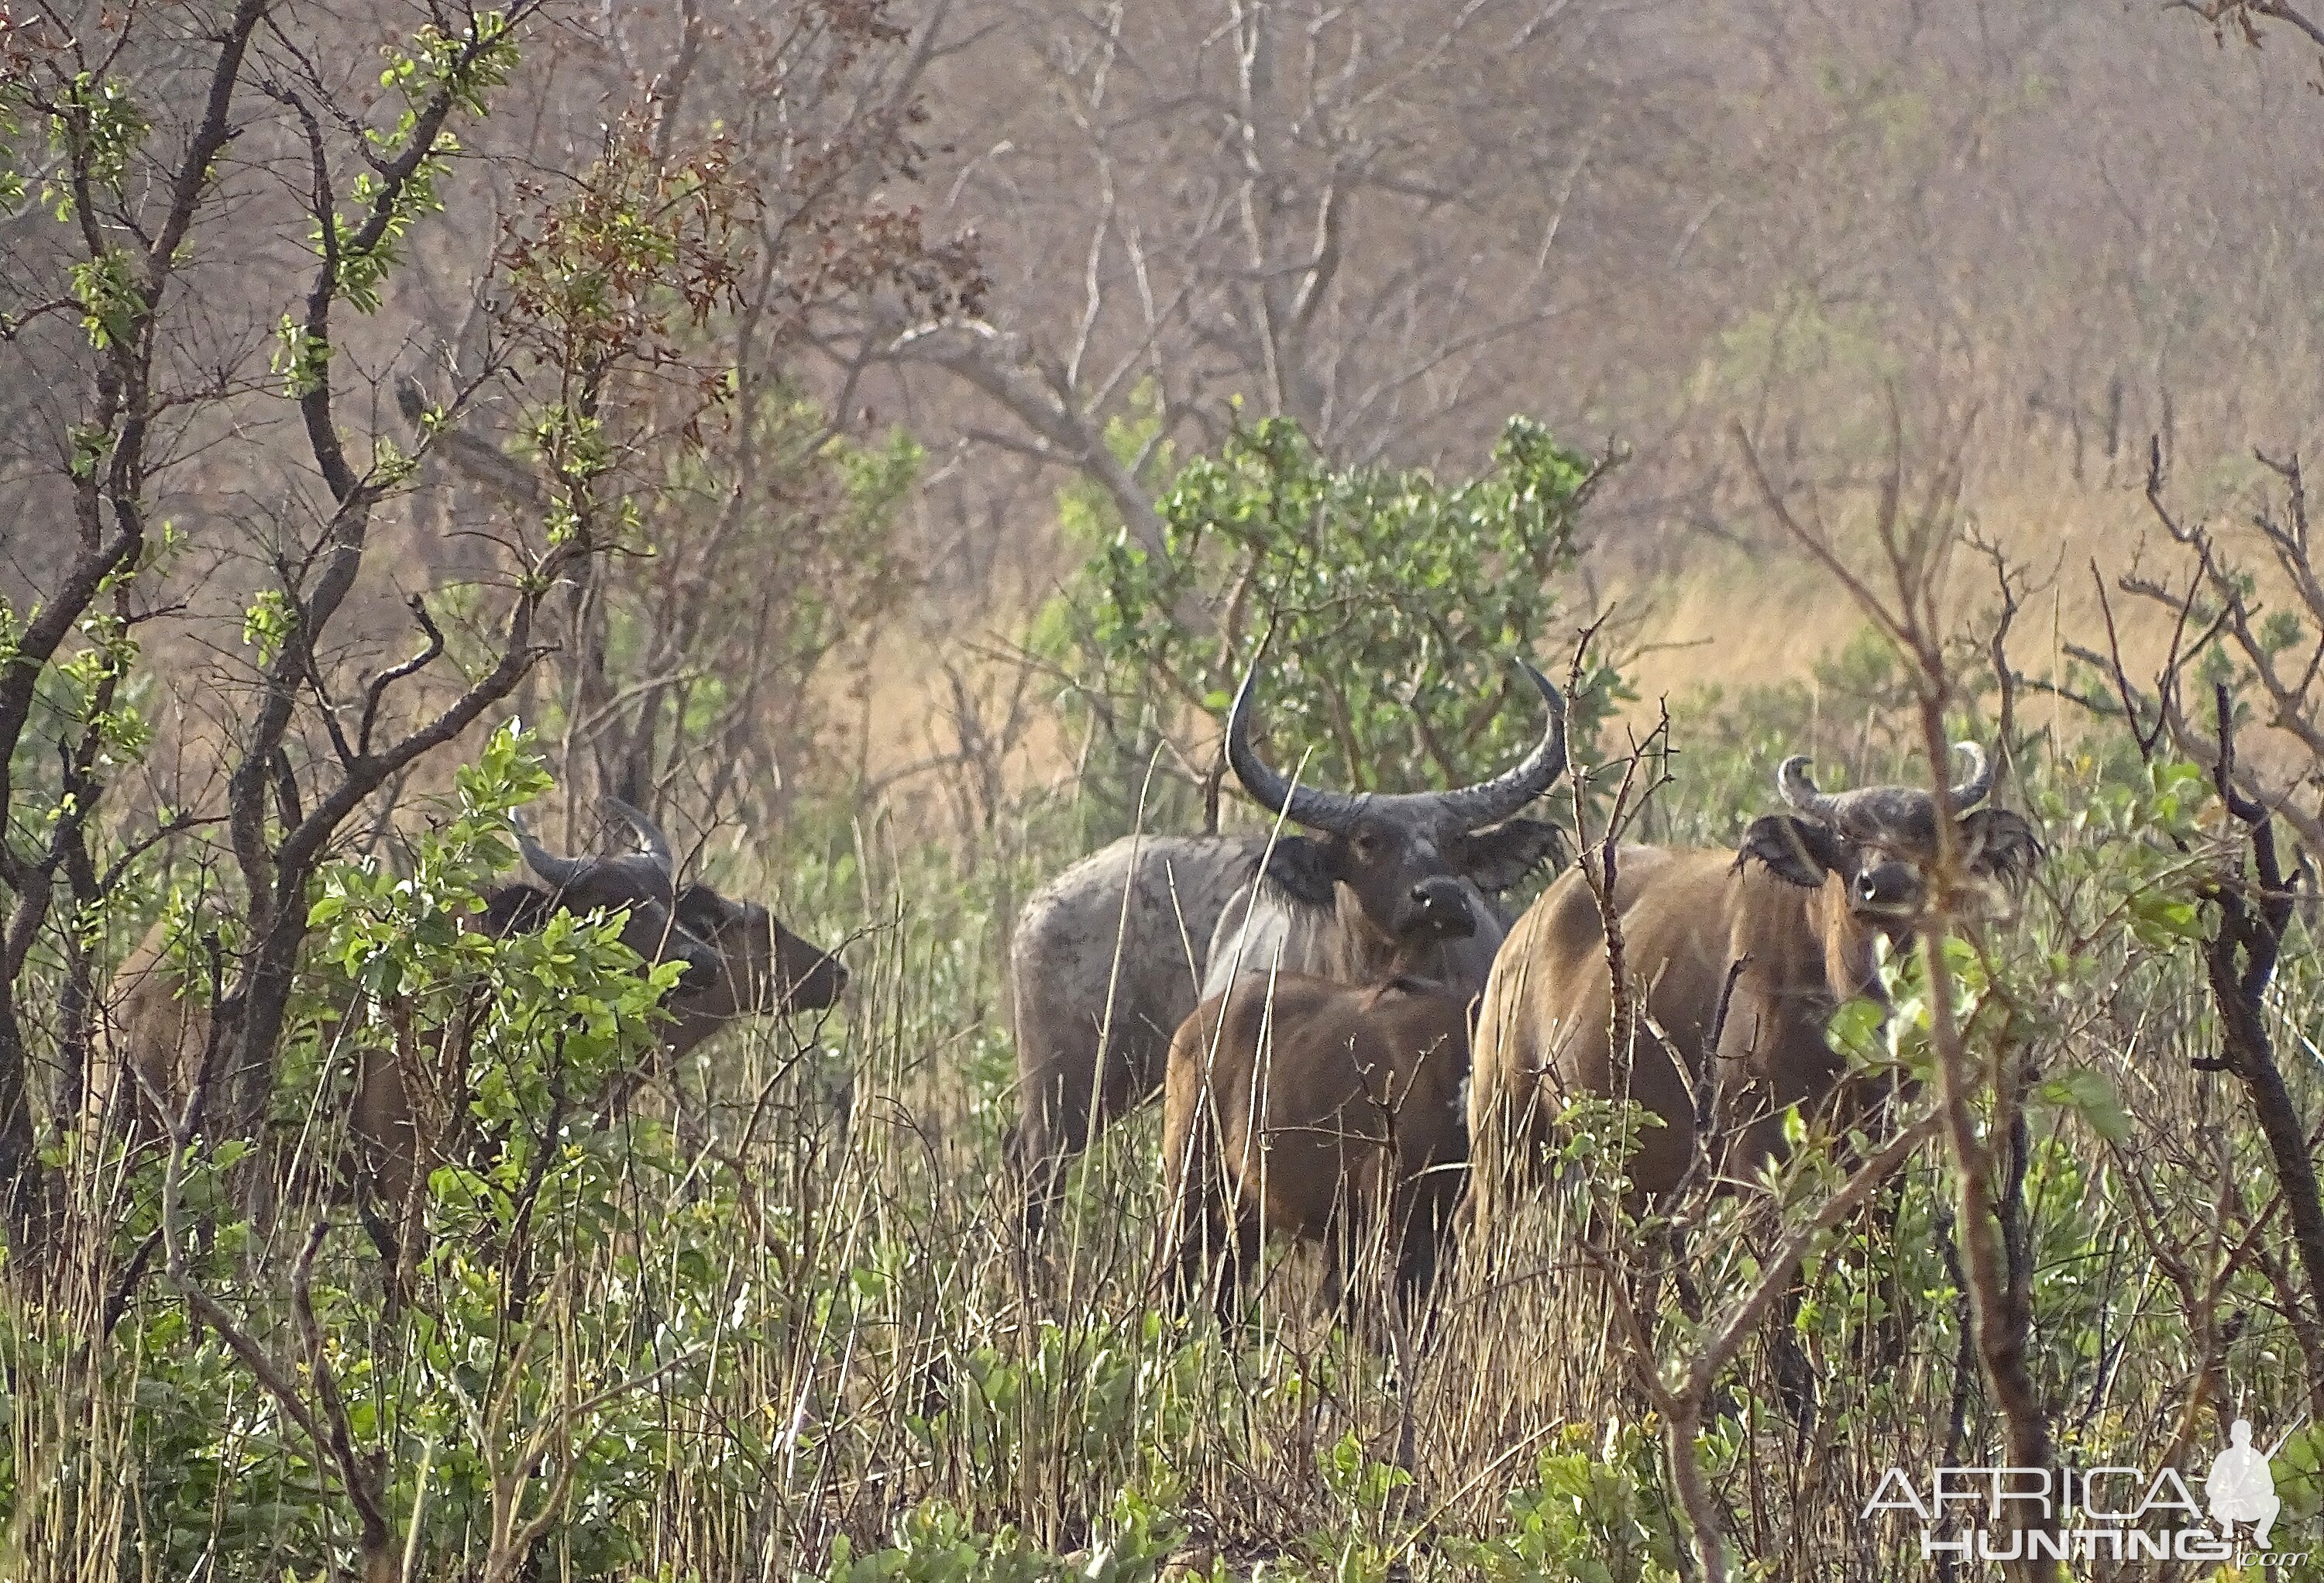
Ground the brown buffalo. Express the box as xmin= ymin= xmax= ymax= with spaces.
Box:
xmin=95 ymin=911 xmax=225 ymax=1134
xmin=1160 ymin=941 xmax=1472 ymax=1328
xmin=88 ymin=799 xmax=843 ymax=1260
xmin=1463 ymin=745 xmax=2037 ymax=1238
xmin=349 ymin=799 xmax=846 ymax=1258
xmin=91 ymin=817 xmax=720 ymax=1141
xmin=1008 ymin=656 xmax=1567 ymax=1240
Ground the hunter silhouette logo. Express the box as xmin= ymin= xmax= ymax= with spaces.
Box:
xmin=2205 ymin=1418 xmax=2283 ymax=1549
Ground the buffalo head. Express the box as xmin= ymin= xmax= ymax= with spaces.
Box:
xmin=494 ymin=810 xmax=722 ymax=989
xmin=1226 ymin=656 xmax=1570 ymax=948
xmin=597 ymin=797 xmax=850 ymax=1019
xmin=1737 ymin=744 xmax=2040 ymax=924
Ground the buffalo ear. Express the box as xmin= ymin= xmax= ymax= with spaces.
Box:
xmin=1960 ymin=808 xmax=2041 ymax=888
xmin=1737 ymin=814 xmax=1846 ymax=888
xmin=481 ymin=883 xmax=555 ymax=938
xmin=1257 ymin=833 xmax=1339 ymax=908
xmin=1464 ymin=817 xmax=1567 ymax=893
xmin=673 ymin=882 xmax=741 ymax=934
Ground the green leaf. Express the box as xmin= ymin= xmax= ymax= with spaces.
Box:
xmin=2036 ymin=1068 xmax=2132 ymax=1145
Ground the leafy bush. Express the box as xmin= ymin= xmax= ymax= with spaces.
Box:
xmin=1049 ymin=415 xmax=1615 ymax=821
xmin=817 ymin=1492 xmax=1188 ymax=1583
xmin=1442 ymin=1422 xmax=1685 ymax=1583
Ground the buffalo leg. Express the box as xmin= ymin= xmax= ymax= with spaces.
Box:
xmin=1394 ymin=1179 xmax=1461 ymax=1336
xmin=1767 ymin=1275 xmax=1820 ymax=1448
xmin=1325 ymin=1203 xmax=1443 ymax=1357
xmin=1458 ymin=1079 xmax=1549 ymax=1269
xmin=1452 ymin=1090 xmax=1506 ymax=1255
xmin=352 ymin=1035 xmax=425 ymax=1300
xmin=1006 ymin=1112 xmax=1071 ymax=1245
xmin=1321 ymin=1220 xmax=1361 ymax=1331
xmin=1212 ymin=1222 xmax=1261 ymax=1331
xmin=1009 ymin=1036 xmax=1102 ymax=1244
xmin=1162 ymin=1158 xmax=1257 ymax=1329
xmin=1870 ymin=1176 xmax=1913 ymax=1369
xmin=1015 ymin=1020 xmax=1166 ymax=1244
xmin=1164 ymin=1199 xmax=1252 ymax=1328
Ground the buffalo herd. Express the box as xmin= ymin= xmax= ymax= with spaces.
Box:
xmin=1012 ymin=656 xmax=2037 ymax=1333
xmin=91 ymin=669 xmax=2034 ymax=1333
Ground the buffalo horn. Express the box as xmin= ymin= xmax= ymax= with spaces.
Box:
xmin=1949 ymin=742 xmax=1993 ymax=809
xmin=1226 ymin=653 xmax=1569 ymax=834
xmin=602 ymin=795 xmax=677 ymax=876
xmin=1225 ymin=658 xmax=1364 ymax=834
xmin=1429 ymin=660 xmax=1569 ymax=829
xmin=1777 ymin=755 xmax=1840 ymax=820
xmin=513 ymin=807 xmax=594 ymax=892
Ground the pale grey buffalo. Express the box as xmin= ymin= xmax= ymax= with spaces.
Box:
xmin=1007 ymin=656 xmax=1569 ymax=1239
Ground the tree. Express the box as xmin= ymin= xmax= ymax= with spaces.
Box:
xmin=863 ymin=0 xmax=1673 ymax=587
xmin=0 ymin=0 xmax=964 ymax=1251
xmin=410 ymin=0 xmax=983 ymax=840
xmin=0 ymin=0 xmax=581 ymax=1245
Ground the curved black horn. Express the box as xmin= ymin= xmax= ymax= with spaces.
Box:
xmin=1430 ymin=660 xmax=1569 ymax=828
xmin=1777 ymin=755 xmax=1841 ymax=820
xmin=601 ymin=795 xmax=676 ymax=876
xmin=1948 ymin=742 xmax=1993 ymax=809
xmin=512 ymin=807 xmax=593 ymax=891
xmin=1226 ymin=657 xmax=1365 ymax=835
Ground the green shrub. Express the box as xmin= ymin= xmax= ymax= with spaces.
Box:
xmin=1047 ymin=415 xmax=1616 ymax=826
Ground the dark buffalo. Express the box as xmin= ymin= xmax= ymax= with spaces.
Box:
xmin=91 ymin=799 xmax=845 ymax=1261
xmin=92 ymin=811 xmax=722 ymax=1140
xmin=584 ymin=797 xmax=849 ymax=1048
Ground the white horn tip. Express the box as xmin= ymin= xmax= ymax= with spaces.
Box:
xmin=1777 ymin=755 xmax=1831 ymax=810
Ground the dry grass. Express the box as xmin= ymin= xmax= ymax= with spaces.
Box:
xmin=11 ymin=712 xmax=2314 ymax=1581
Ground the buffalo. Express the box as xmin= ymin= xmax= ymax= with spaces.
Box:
xmin=92 ymin=810 xmax=721 ymax=1139
xmin=1007 ymin=656 xmax=1569 ymax=1239
xmin=1160 ymin=942 xmax=1473 ymax=1329
xmin=88 ymin=797 xmax=845 ymax=1258
xmin=349 ymin=798 xmax=847 ymax=1254
xmin=579 ymin=798 xmax=849 ymax=1055
xmin=1463 ymin=745 xmax=2038 ymax=1238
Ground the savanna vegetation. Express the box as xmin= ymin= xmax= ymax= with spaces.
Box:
xmin=6 ymin=2 xmax=2324 ymax=1579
